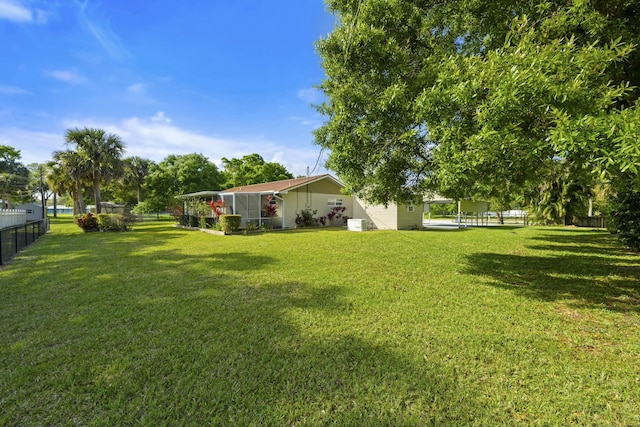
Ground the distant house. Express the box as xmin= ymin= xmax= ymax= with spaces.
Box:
xmin=47 ymin=206 xmax=74 ymax=215
xmin=15 ymin=203 xmax=44 ymax=222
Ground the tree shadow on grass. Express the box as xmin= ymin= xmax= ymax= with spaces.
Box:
xmin=463 ymin=230 xmax=640 ymax=313
xmin=526 ymin=230 xmax=631 ymax=257
xmin=2 ymin=224 xmax=491 ymax=426
xmin=99 ymin=279 xmax=489 ymax=426
xmin=2 ymin=262 xmax=487 ymax=426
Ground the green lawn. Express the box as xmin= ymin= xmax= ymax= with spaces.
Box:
xmin=1 ymin=218 xmax=638 ymax=426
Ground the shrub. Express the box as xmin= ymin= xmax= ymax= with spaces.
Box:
xmin=96 ymin=213 xmax=136 ymax=232
xmin=179 ymin=214 xmax=190 ymax=226
xmin=220 ymin=214 xmax=241 ymax=233
xmin=75 ymin=212 xmax=98 ymax=230
xmin=97 ymin=214 xmax=110 ymax=231
xmin=327 ymin=206 xmax=347 ymax=225
xmin=167 ymin=204 xmax=183 ymax=221
xmin=295 ymin=209 xmax=318 ymax=227
xmin=609 ymin=189 xmax=640 ymax=251
xmin=244 ymin=221 xmax=260 ymax=235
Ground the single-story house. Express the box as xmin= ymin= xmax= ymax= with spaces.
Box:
xmin=177 ymin=174 xmax=352 ymax=229
xmin=177 ymin=174 xmax=490 ymax=230
xmin=47 ymin=205 xmax=74 ymax=215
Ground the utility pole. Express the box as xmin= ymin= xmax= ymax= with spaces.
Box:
xmin=40 ymin=167 xmax=45 ymax=219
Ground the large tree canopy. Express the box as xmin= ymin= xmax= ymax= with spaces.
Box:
xmin=144 ymin=153 xmax=223 ymax=212
xmin=221 ymin=153 xmax=293 ymax=188
xmin=0 ymin=145 xmax=29 ymax=209
xmin=315 ymin=0 xmax=640 ymax=206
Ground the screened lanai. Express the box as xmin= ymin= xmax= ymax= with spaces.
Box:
xmin=176 ymin=190 xmax=283 ymax=229
xmin=176 ymin=174 xmax=347 ymax=229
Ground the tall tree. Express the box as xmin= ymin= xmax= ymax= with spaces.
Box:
xmin=221 ymin=153 xmax=293 ymax=188
xmin=144 ymin=153 xmax=223 ymax=212
xmin=50 ymin=150 xmax=90 ymax=215
xmin=28 ymin=163 xmax=53 ymax=217
xmin=65 ymin=127 xmax=125 ymax=214
xmin=315 ymin=0 xmax=640 ymax=208
xmin=122 ymin=156 xmax=153 ymax=204
xmin=0 ymin=145 xmax=29 ymax=209
xmin=45 ymin=161 xmax=63 ymax=217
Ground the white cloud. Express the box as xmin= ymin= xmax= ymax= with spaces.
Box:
xmin=123 ymin=82 xmax=159 ymax=105
xmin=46 ymin=69 xmax=87 ymax=85
xmin=288 ymin=115 xmax=322 ymax=129
xmin=0 ymin=0 xmax=30 ymax=22
xmin=0 ymin=0 xmax=46 ymax=24
xmin=0 ymin=84 xmax=30 ymax=95
xmin=0 ymin=0 xmax=48 ymax=24
xmin=127 ymin=83 xmax=144 ymax=94
xmin=150 ymin=111 xmax=171 ymax=124
xmin=75 ymin=0 xmax=130 ymax=62
xmin=60 ymin=113 xmax=328 ymax=176
xmin=297 ymin=87 xmax=324 ymax=105
xmin=62 ymin=114 xmax=268 ymax=165
xmin=0 ymin=113 xmax=329 ymax=177
xmin=0 ymin=127 xmax=63 ymax=165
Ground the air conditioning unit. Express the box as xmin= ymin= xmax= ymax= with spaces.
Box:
xmin=347 ymin=218 xmax=367 ymax=232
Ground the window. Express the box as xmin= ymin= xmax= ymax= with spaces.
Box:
xmin=328 ymin=198 xmax=343 ymax=206
xmin=26 ymin=209 xmax=34 ymax=214
xmin=407 ymin=205 xmax=415 ymax=212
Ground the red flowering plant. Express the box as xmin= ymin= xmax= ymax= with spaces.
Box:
xmin=75 ymin=212 xmax=99 ymax=230
xmin=264 ymin=195 xmax=277 ymax=217
xmin=167 ymin=204 xmax=183 ymax=221
xmin=326 ymin=206 xmax=347 ymax=225
xmin=208 ymin=198 xmax=226 ymax=219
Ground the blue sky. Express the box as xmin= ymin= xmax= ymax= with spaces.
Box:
xmin=0 ymin=0 xmax=335 ymax=176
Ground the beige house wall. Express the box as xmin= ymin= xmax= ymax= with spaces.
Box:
xmin=353 ymin=199 xmax=423 ymax=230
xmin=353 ymin=200 xmax=398 ymax=230
xmin=396 ymin=203 xmax=424 ymax=230
xmin=282 ymin=180 xmax=351 ymax=228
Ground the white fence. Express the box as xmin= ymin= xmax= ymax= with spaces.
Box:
xmin=0 ymin=209 xmax=27 ymax=229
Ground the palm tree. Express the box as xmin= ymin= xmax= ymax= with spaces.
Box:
xmin=65 ymin=127 xmax=125 ymax=214
xmin=122 ymin=156 xmax=152 ymax=204
xmin=51 ymin=150 xmax=91 ymax=215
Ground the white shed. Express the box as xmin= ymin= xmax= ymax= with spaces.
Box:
xmin=15 ymin=203 xmax=44 ymax=221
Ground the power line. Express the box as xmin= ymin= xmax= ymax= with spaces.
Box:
xmin=310 ymin=147 xmax=325 ymax=176
xmin=343 ymin=0 xmax=363 ymax=65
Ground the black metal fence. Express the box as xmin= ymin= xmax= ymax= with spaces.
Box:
xmin=0 ymin=219 xmax=49 ymax=266
xmin=573 ymin=216 xmax=608 ymax=229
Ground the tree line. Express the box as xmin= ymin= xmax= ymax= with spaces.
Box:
xmin=1 ymin=127 xmax=293 ymax=216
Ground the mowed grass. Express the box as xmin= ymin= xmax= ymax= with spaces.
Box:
xmin=1 ymin=217 xmax=639 ymax=426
